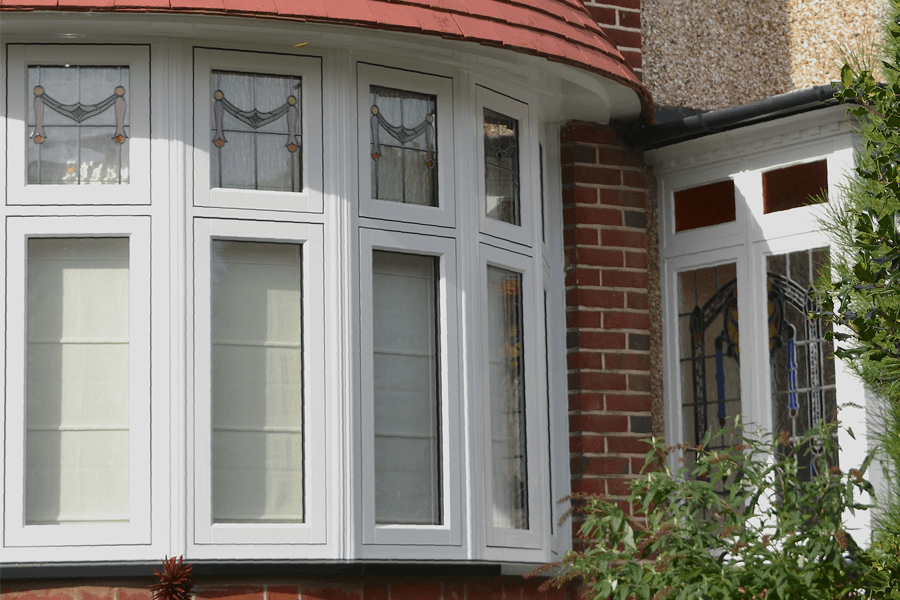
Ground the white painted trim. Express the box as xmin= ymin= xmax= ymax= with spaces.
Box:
xmin=357 ymin=63 xmax=456 ymax=229
xmin=357 ymin=227 xmax=464 ymax=552
xmin=4 ymin=216 xmax=152 ymax=551
xmin=5 ymin=45 xmax=151 ymax=206
xmin=190 ymin=218 xmax=328 ymax=556
xmin=479 ymin=243 xmax=543 ymax=551
xmin=476 ymin=86 xmax=534 ymax=248
xmin=192 ymin=49 xmax=324 ymax=214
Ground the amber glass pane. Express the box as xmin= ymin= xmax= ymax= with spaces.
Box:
xmin=484 ymin=109 xmax=520 ymax=225
xmin=210 ymin=70 xmax=302 ymax=193
xmin=767 ymin=248 xmax=836 ymax=477
xmin=677 ymin=263 xmax=741 ymax=461
xmin=763 ymin=160 xmax=828 ymax=214
xmin=673 ymin=180 xmax=735 ymax=232
xmin=370 ymin=86 xmax=438 ymax=206
xmin=27 ymin=66 xmax=130 ymax=185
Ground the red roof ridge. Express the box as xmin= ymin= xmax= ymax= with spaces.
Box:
xmin=0 ymin=0 xmax=652 ymax=119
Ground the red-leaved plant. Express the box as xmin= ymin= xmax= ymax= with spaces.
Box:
xmin=150 ymin=555 xmax=194 ymax=600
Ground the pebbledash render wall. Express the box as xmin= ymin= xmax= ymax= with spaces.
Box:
xmin=641 ymin=0 xmax=884 ymax=110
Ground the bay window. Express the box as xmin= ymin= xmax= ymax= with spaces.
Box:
xmin=3 ymin=33 xmax=569 ymax=566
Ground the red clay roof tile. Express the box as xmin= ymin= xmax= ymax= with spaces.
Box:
xmin=115 ymin=0 xmax=171 ymax=9
xmin=1 ymin=0 xmax=651 ymax=118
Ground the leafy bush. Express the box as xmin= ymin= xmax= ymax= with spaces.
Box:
xmin=553 ymin=421 xmax=884 ymax=600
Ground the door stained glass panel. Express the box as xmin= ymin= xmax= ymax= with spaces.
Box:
xmin=767 ymin=248 xmax=837 ymax=477
xmin=677 ymin=263 xmax=741 ymax=462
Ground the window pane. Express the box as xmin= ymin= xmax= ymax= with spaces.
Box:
xmin=26 ymin=238 xmax=130 ymax=524
xmin=767 ymin=248 xmax=837 ymax=477
xmin=210 ymin=71 xmax=302 ymax=193
xmin=763 ymin=160 xmax=828 ymax=214
xmin=484 ymin=109 xmax=520 ymax=225
xmin=487 ymin=266 xmax=528 ymax=529
xmin=211 ymin=240 xmax=304 ymax=523
xmin=372 ymin=251 xmax=441 ymax=525
xmin=370 ymin=86 xmax=438 ymax=206
xmin=673 ymin=180 xmax=736 ymax=232
xmin=27 ymin=66 xmax=130 ymax=185
xmin=677 ymin=263 xmax=741 ymax=465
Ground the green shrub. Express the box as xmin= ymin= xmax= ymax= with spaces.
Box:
xmin=553 ymin=421 xmax=885 ymax=600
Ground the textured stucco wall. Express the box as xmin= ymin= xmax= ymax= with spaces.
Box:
xmin=643 ymin=0 xmax=884 ymax=111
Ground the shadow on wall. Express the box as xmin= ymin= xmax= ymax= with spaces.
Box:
xmin=642 ymin=0 xmax=881 ymax=111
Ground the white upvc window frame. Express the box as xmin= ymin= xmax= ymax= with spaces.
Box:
xmin=192 ymin=49 xmax=324 ymax=214
xmin=357 ymin=63 xmax=456 ymax=228
xmin=5 ymin=45 xmax=151 ymax=206
xmin=660 ymin=244 xmax=750 ymax=451
xmin=476 ymin=86 xmax=534 ymax=248
xmin=478 ymin=243 xmax=544 ymax=552
xmin=654 ymin=118 xmax=871 ymax=537
xmin=190 ymin=218 xmax=328 ymax=557
xmin=357 ymin=227 xmax=463 ymax=550
xmin=4 ymin=215 xmax=152 ymax=550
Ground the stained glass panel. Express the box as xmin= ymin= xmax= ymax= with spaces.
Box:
xmin=677 ymin=263 xmax=741 ymax=463
xmin=210 ymin=70 xmax=302 ymax=193
xmin=27 ymin=66 xmax=130 ymax=185
xmin=484 ymin=108 xmax=520 ymax=225
xmin=767 ymin=248 xmax=837 ymax=477
xmin=488 ymin=266 xmax=528 ymax=529
xmin=369 ymin=86 xmax=437 ymax=206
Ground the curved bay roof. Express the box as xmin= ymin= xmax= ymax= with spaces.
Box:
xmin=1 ymin=0 xmax=651 ymax=117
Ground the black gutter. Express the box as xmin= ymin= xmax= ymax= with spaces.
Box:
xmin=627 ymin=83 xmax=839 ymax=151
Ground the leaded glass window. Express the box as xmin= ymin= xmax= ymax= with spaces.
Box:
xmin=27 ymin=66 xmax=130 ymax=185
xmin=484 ymin=109 xmax=520 ymax=225
xmin=678 ymin=263 xmax=741 ymax=461
xmin=488 ymin=266 xmax=528 ymax=530
xmin=767 ymin=248 xmax=837 ymax=476
xmin=210 ymin=71 xmax=302 ymax=193
xmin=369 ymin=86 xmax=437 ymax=206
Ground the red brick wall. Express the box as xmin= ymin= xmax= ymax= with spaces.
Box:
xmin=581 ymin=1 xmax=642 ymax=75
xmin=561 ymin=122 xmax=657 ymax=541
xmin=0 ymin=578 xmax=571 ymax=600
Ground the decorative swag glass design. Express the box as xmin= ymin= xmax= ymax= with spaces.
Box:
xmin=26 ymin=238 xmax=130 ymax=524
xmin=488 ymin=266 xmax=528 ymax=530
xmin=372 ymin=251 xmax=441 ymax=525
xmin=678 ymin=251 xmax=836 ymax=476
xmin=210 ymin=70 xmax=302 ymax=193
xmin=369 ymin=85 xmax=437 ymax=206
xmin=27 ymin=66 xmax=130 ymax=185
xmin=484 ymin=108 xmax=520 ymax=225
xmin=211 ymin=240 xmax=304 ymax=523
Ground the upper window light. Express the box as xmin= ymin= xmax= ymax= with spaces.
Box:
xmin=27 ymin=66 xmax=131 ymax=185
